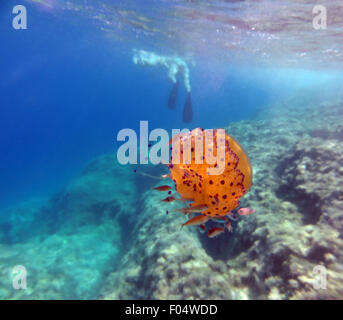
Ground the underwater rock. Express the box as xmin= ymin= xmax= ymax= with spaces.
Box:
xmin=0 ymin=154 xmax=137 ymax=243
xmin=0 ymin=154 xmax=135 ymax=299
xmin=183 ymin=92 xmax=193 ymax=123
xmin=219 ymin=100 xmax=343 ymax=299
xmin=49 ymin=154 xmax=138 ymax=234
xmin=99 ymin=98 xmax=343 ymax=300
xmin=2 ymin=97 xmax=343 ymax=300
xmin=0 ymin=223 xmax=121 ymax=299
xmin=277 ymin=138 xmax=343 ymax=225
xmin=100 ymin=190 xmax=233 ymax=300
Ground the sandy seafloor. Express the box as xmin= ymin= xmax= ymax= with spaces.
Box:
xmin=1 ymin=94 xmax=343 ymax=300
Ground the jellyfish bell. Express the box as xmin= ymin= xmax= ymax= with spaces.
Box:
xmin=162 ymin=128 xmax=254 ymax=237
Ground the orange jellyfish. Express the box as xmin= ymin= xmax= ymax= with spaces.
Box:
xmin=164 ymin=128 xmax=253 ymax=237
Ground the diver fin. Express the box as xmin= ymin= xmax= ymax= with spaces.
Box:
xmin=182 ymin=92 xmax=193 ymax=123
xmin=168 ymin=82 xmax=179 ymax=109
xmin=134 ymin=171 xmax=168 ymax=180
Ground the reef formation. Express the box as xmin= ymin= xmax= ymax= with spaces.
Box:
xmin=101 ymin=96 xmax=343 ymax=300
xmin=1 ymin=96 xmax=343 ymax=299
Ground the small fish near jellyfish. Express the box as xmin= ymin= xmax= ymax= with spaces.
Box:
xmin=154 ymin=127 xmax=254 ymax=238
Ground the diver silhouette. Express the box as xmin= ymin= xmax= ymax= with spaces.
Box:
xmin=167 ymin=73 xmax=193 ymax=123
xmin=133 ymin=49 xmax=193 ymax=123
xmin=167 ymin=81 xmax=178 ymax=109
xmin=183 ymin=91 xmax=193 ymax=123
